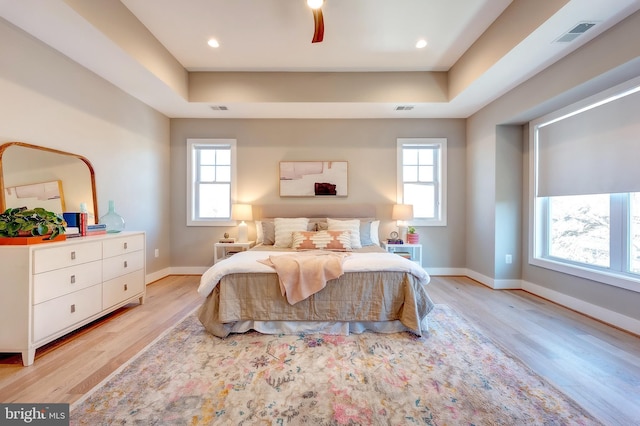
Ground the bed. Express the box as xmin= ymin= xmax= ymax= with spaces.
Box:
xmin=197 ymin=205 xmax=434 ymax=338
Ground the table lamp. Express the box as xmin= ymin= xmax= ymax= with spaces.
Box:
xmin=392 ymin=204 xmax=413 ymax=242
xmin=231 ymin=204 xmax=253 ymax=243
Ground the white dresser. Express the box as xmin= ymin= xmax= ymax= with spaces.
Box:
xmin=0 ymin=231 xmax=145 ymax=366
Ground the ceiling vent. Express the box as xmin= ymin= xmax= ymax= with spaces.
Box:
xmin=395 ymin=105 xmax=414 ymax=111
xmin=555 ymin=22 xmax=597 ymax=43
xmin=210 ymin=105 xmax=228 ymax=111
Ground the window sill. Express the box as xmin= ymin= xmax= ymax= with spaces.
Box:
xmin=187 ymin=219 xmax=235 ymax=227
xmin=530 ymin=257 xmax=640 ymax=293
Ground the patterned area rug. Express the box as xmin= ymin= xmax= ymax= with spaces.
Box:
xmin=71 ymin=305 xmax=601 ymax=425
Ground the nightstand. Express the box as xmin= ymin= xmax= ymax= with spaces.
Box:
xmin=214 ymin=241 xmax=255 ymax=263
xmin=381 ymin=241 xmax=422 ymax=266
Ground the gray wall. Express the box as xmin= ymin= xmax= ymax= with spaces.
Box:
xmin=0 ymin=18 xmax=172 ymax=280
xmin=3 ymin=7 xmax=640 ymax=329
xmin=169 ymin=119 xmax=467 ymax=269
xmin=466 ymin=10 xmax=640 ymax=321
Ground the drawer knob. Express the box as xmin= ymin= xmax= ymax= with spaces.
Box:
xmin=124 ymin=260 xmax=128 ymax=268
xmin=70 ymin=304 xmax=76 ymax=314
xmin=70 ymin=275 xmax=76 ymax=284
xmin=70 ymin=251 xmax=76 ymax=260
xmin=124 ymin=242 xmax=128 ymax=250
xmin=124 ymin=284 xmax=128 ymax=291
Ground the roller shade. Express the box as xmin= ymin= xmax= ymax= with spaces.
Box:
xmin=536 ymin=86 xmax=640 ymax=197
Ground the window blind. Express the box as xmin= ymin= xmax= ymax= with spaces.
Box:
xmin=535 ymin=83 xmax=640 ymax=197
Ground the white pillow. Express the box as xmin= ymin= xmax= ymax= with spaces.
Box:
xmin=274 ymin=217 xmax=310 ymax=248
xmin=327 ymin=218 xmax=362 ymax=249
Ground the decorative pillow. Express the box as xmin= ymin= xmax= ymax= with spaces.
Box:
xmin=274 ymin=217 xmax=310 ymax=248
xmin=359 ymin=221 xmax=373 ymax=246
xmin=255 ymin=220 xmax=264 ymax=244
xmin=262 ymin=221 xmax=275 ymax=245
xmin=291 ymin=230 xmax=352 ymax=251
xmin=369 ymin=220 xmax=380 ymax=245
xmin=327 ymin=218 xmax=362 ymax=249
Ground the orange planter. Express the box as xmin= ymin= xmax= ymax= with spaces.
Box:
xmin=406 ymin=233 xmax=419 ymax=244
xmin=0 ymin=234 xmax=66 ymax=245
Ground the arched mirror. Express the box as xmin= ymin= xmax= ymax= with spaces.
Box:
xmin=0 ymin=142 xmax=98 ymax=223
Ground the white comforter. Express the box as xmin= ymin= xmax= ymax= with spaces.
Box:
xmin=198 ymin=250 xmax=430 ymax=298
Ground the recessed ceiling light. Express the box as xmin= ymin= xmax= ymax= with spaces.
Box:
xmin=307 ymin=0 xmax=323 ymax=9
xmin=416 ymin=39 xmax=427 ymax=49
xmin=207 ymin=39 xmax=220 ymax=48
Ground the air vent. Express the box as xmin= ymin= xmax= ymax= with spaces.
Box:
xmin=555 ymin=22 xmax=597 ymax=43
xmin=395 ymin=105 xmax=414 ymax=111
xmin=210 ymin=105 xmax=228 ymax=111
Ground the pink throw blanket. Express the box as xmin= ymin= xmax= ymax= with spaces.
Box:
xmin=259 ymin=251 xmax=350 ymax=305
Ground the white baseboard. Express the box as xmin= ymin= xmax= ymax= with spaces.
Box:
xmin=458 ymin=270 xmax=639 ymax=335
xmin=522 ymin=280 xmax=640 ymax=336
xmin=147 ymin=265 xmax=639 ymax=335
xmin=465 ymin=269 xmax=494 ymax=288
xmin=145 ymin=266 xmax=207 ymax=284
xmin=426 ymin=267 xmax=468 ymax=276
xmin=146 ymin=267 xmax=171 ymax=284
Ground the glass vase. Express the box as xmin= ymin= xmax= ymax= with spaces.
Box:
xmin=100 ymin=200 xmax=125 ymax=233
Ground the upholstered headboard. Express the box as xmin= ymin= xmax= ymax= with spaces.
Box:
xmin=254 ymin=203 xmax=377 ymax=219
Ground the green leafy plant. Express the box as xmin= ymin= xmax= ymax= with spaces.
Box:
xmin=408 ymin=226 xmax=416 ymax=234
xmin=0 ymin=207 xmax=65 ymax=240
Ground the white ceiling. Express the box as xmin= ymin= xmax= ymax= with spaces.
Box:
xmin=2 ymin=0 xmax=639 ymax=118
xmin=120 ymin=0 xmax=511 ymax=72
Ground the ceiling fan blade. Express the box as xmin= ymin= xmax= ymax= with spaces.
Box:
xmin=312 ymin=8 xmax=324 ymax=43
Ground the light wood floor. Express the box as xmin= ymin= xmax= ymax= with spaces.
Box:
xmin=1 ymin=275 xmax=639 ymax=425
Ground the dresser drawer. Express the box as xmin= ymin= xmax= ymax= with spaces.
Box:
xmin=103 ymin=269 xmax=145 ymax=309
xmin=33 ymin=260 xmax=102 ymax=304
xmin=33 ymin=241 xmax=102 ymax=274
xmin=33 ymin=284 xmax=102 ymax=342
xmin=103 ymin=234 xmax=144 ymax=259
xmin=102 ymin=250 xmax=144 ymax=282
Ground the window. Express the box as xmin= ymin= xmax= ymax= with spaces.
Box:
xmin=546 ymin=194 xmax=611 ymax=268
xmin=186 ymin=139 xmax=237 ymax=226
xmin=536 ymin=193 xmax=640 ymax=288
xmin=631 ymin=193 xmax=640 ymax=274
xmin=529 ymin=77 xmax=640 ymax=291
xmin=397 ymin=138 xmax=447 ymax=226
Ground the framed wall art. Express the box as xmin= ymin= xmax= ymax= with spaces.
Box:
xmin=279 ymin=161 xmax=348 ymax=197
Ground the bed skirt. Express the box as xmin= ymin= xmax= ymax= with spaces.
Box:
xmin=198 ymin=271 xmax=434 ymax=337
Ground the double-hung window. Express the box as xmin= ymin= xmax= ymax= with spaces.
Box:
xmin=187 ymin=138 xmax=237 ymax=226
xmin=397 ymin=138 xmax=447 ymax=226
xmin=530 ymin=77 xmax=640 ymax=291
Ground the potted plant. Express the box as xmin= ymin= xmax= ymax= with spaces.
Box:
xmin=0 ymin=206 xmax=66 ymax=243
xmin=406 ymin=226 xmax=419 ymax=244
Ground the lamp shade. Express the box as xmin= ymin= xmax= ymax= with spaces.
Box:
xmin=392 ymin=204 xmax=413 ymax=221
xmin=231 ymin=204 xmax=253 ymax=221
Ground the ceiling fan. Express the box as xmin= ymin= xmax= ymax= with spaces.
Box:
xmin=307 ymin=0 xmax=324 ymax=43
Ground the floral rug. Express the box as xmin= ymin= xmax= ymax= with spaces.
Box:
xmin=71 ymin=305 xmax=601 ymax=425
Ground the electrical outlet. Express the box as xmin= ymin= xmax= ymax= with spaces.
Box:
xmin=155 ymin=248 xmax=160 ymax=258
xmin=505 ymin=254 xmax=512 ymax=264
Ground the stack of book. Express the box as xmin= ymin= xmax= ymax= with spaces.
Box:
xmin=63 ymin=212 xmax=88 ymax=236
xmin=64 ymin=226 xmax=82 ymax=238
xmin=63 ymin=212 xmax=107 ymax=237
xmin=86 ymin=223 xmax=107 ymax=236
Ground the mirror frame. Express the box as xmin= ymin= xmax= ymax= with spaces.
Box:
xmin=0 ymin=142 xmax=98 ymax=223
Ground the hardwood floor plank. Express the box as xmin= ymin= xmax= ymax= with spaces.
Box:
xmin=1 ymin=274 xmax=639 ymax=425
